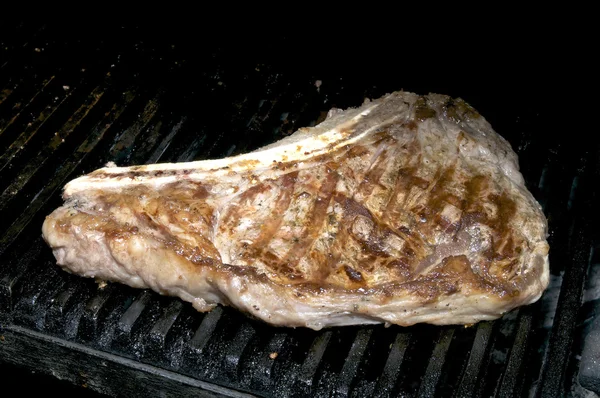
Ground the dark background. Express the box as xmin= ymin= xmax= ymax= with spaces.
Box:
xmin=0 ymin=362 xmax=106 ymax=397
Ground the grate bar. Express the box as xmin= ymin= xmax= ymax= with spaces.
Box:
xmin=417 ymin=328 xmax=455 ymax=398
xmin=497 ymin=310 xmax=532 ymax=397
xmin=77 ymin=284 xmax=119 ymax=343
xmin=334 ymin=328 xmax=373 ymax=397
xmin=250 ymin=332 xmax=288 ymax=390
xmin=121 ymin=106 xmax=184 ymax=166
xmin=372 ymin=332 xmax=411 ymax=397
xmin=117 ymin=291 xmax=154 ymax=334
xmin=107 ymin=92 xmax=162 ymax=165
xmin=45 ymin=278 xmax=93 ymax=336
xmin=539 ymin=240 xmax=594 ymax=397
xmin=0 ymin=83 xmax=106 ymax=215
xmin=537 ymin=145 xmax=599 ymax=397
xmin=223 ymin=322 xmax=257 ymax=381
xmin=187 ymin=306 xmax=224 ymax=354
xmin=0 ymin=75 xmax=55 ymax=137
xmin=201 ymin=80 xmax=294 ymax=161
xmin=294 ymin=331 xmax=332 ymax=395
xmin=12 ymin=263 xmax=65 ymax=331
xmin=0 ymin=77 xmax=77 ymax=169
xmin=0 ymin=74 xmax=48 ymax=110
xmin=455 ymin=322 xmax=494 ymax=398
xmin=176 ymin=131 xmax=208 ymax=163
xmin=144 ymin=116 xmax=186 ymax=164
xmin=112 ymin=290 xmax=154 ymax=353
xmin=145 ymin=299 xmax=184 ymax=363
xmin=0 ymin=88 xmax=138 ymax=255
xmin=0 ymin=238 xmax=45 ymax=310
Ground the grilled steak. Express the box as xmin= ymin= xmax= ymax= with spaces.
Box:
xmin=42 ymin=91 xmax=550 ymax=330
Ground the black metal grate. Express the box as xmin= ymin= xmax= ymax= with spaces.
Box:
xmin=0 ymin=20 xmax=598 ymax=397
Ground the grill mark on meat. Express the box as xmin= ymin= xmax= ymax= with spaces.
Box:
xmin=280 ymin=163 xmax=340 ymax=272
xmin=331 ymin=194 xmax=414 ymax=283
xmin=461 ymin=177 xmax=520 ymax=258
xmin=311 ymin=199 xmax=348 ymax=284
xmin=344 ymin=265 xmax=364 ymax=283
xmin=305 ymin=141 xmax=381 ymax=284
xmin=414 ymin=165 xmax=456 ymax=211
xmin=386 ymin=258 xmax=413 ymax=280
xmin=444 ymin=97 xmax=482 ymax=123
xmin=338 ymin=195 xmax=390 ymax=254
xmin=74 ymin=159 xmax=522 ymax=294
xmin=355 ymin=148 xmax=391 ymax=199
xmin=489 ymin=193 xmax=518 ymax=245
xmin=483 ymin=192 xmax=520 ymax=278
xmin=192 ymin=184 xmax=211 ymax=200
xmin=311 ymin=136 xmax=397 ymax=286
xmin=382 ymin=161 xmax=427 ymax=224
xmin=252 ymin=249 xmax=297 ymax=280
xmin=398 ymin=255 xmax=482 ymax=301
xmin=219 ymin=181 xmax=271 ymax=232
xmin=412 ymin=166 xmax=462 ymax=241
xmin=397 ymin=254 xmax=512 ymax=302
xmin=378 ymin=165 xmax=432 ymax=262
xmin=463 ymin=175 xmax=489 ymax=214
xmin=244 ymin=171 xmax=299 ymax=261
xmin=354 ymin=134 xmax=396 ymax=196
xmin=330 ymin=162 xmax=425 ymax=277
xmin=345 ymin=143 xmax=371 ymax=158
xmin=135 ymin=211 xmax=173 ymax=239
xmin=316 ymin=136 xmax=395 ymax=282
xmin=311 ymin=194 xmax=356 ymax=284
xmin=132 ymin=208 xmax=221 ymax=266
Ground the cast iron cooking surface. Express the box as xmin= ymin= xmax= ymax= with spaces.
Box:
xmin=0 ymin=19 xmax=597 ymax=397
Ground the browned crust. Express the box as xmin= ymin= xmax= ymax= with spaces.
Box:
xmin=50 ymin=93 xmax=547 ymax=311
xmin=56 ymin=153 xmax=534 ymax=305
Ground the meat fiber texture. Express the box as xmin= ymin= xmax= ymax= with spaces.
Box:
xmin=42 ymin=91 xmax=550 ymax=330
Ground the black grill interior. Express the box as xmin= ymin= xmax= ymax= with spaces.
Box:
xmin=0 ymin=19 xmax=597 ymax=397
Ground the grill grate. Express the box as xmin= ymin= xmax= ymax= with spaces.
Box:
xmin=0 ymin=20 xmax=597 ymax=397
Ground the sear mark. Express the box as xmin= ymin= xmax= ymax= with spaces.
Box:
xmin=344 ymin=265 xmax=364 ymax=283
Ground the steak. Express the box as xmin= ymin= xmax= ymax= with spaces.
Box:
xmin=42 ymin=91 xmax=550 ymax=330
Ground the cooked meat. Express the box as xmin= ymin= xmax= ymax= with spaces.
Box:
xmin=42 ymin=91 xmax=550 ymax=330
